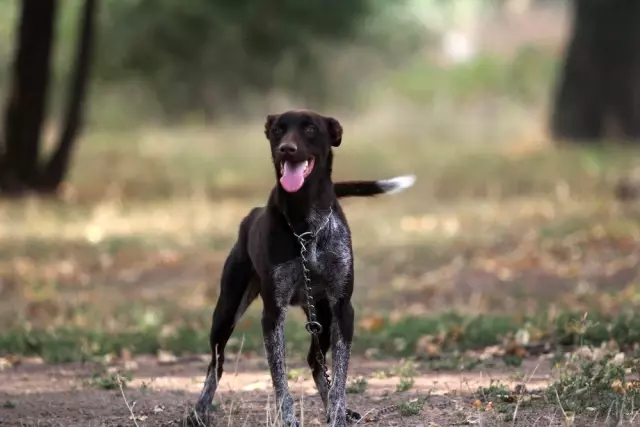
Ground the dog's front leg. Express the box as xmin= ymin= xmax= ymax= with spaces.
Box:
xmin=327 ymin=298 xmax=354 ymax=427
xmin=263 ymin=306 xmax=298 ymax=427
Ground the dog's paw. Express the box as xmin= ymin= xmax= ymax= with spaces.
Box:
xmin=283 ymin=413 xmax=300 ymax=427
xmin=346 ymin=408 xmax=362 ymax=423
xmin=325 ymin=409 xmax=359 ymax=427
xmin=279 ymin=394 xmax=299 ymax=427
xmin=185 ymin=407 xmax=212 ymax=426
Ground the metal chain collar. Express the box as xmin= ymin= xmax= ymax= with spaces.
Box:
xmin=284 ymin=207 xmax=333 ymax=391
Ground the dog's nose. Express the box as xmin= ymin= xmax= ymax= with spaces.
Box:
xmin=278 ymin=142 xmax=297 ymax=155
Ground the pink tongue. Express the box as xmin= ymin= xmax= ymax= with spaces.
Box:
xmin=280 ymin=161 xmax=306 ymax=193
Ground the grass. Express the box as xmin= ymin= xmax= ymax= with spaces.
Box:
xmin=346 ymin=377 xmax=368 ymax=394
xmin=395 ymin=377 xmax=414 ymax=393
xmin=397 ymin=397 xmax=427 ymax=417
xmin=5 ymin=309 xmax=640 ymax=364
xmin=2 ymin=135 xmax=640 ymax=367
xmin=88 ymin=369 xmax=133 ymax=390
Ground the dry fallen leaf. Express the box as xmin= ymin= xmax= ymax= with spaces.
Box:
xmin=359 ymin=315 xmax=385 ymax=332
xmin=563 ymin=411 xmax=575 ymax=426
xmin=611 ymin=379 xmax=625 ymax=393
xmin=415 ymin=335 xmax=441 ymax=358
xmin=0 ymin=357 xmax=13 ymax=371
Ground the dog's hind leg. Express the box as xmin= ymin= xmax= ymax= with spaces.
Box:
xmin=194 ymin=244 xmax=258 ymax=418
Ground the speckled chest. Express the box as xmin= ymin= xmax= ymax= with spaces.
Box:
xmin=272 ymin=213 xmax=352 ymax=307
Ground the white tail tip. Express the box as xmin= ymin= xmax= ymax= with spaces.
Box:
xmin=377 ymin=174 xmax=416 ymax=194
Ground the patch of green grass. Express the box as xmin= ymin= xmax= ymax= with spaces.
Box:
xmin=541 ymin=314 xmax=640 ymax=423
xmin=502 ymin=354 xmax=524 ymax=367
xmin=548 ymin=353 xmax=640 ymax=419
xmin=2 ymin=401 xmax=16 ymax=409
xmin=396 ymin=377 xmax=414 ymax=393
xmin=4 ymin=310 xmax=640 ymax=364
xmin=477 ymin=381 xmax=514 ymax=404
xmin=397 ymin=396 xmax=427 ymax=417
xmin=88 ymin=370 xmax=133 ymax=390
xmin=371 ymin=369 xmax=389 ymax=379
xmin=287 ymin=368 xmax=307 ymax=381
xmin=474 ymin=381 xmax=520 ymax=419
xmin=389 ymin=360 xmax=419 ymax=378
xmin=346 ymin=377 xmax=368 ymax=394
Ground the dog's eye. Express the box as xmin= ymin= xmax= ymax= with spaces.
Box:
xmin=305 ymin=125 xmax=317 ymax=136
xmin=273 ymin=127 xmax=284 ymax=136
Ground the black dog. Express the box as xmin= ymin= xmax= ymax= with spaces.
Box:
xmin=194 ymin=110 xmax=415 ymax=426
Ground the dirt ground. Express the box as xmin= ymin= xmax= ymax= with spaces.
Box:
xmin=0 ymin=354 xmax=573 ymax=427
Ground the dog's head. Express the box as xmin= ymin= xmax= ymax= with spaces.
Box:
xmin=264 ymin=109 xmax=342 ymax=193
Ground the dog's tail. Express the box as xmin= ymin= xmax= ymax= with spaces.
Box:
xmin=334 ymin=175 xmax=416 ymax=198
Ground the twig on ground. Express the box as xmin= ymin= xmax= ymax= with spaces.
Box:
xmin=553 ymin=387 xmax=574 ymax=426
xmin=512 ymin=362 xmax=540 ymax=426
xmin=116 ymin=372 xmax=140 ymax=427
xmin=226 ymin=334 xmax=245 ymax=427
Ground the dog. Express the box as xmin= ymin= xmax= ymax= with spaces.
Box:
xmin=193 ymin=109 xmax=415 ymax=426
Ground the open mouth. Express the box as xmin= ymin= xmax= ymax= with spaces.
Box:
xmin=279 ymin=157 xmax=315 ymax=193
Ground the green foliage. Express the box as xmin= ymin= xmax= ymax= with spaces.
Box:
xmin=88 ymin=369 xmax=133 ymax=390
xmin=6 ymin=310 xmax=640 ymax=365
xmin=398 ymin=397 xmax=427 ymax=416
xmin=477 ymin=381 xmax=513 ymax=404
xmin=396 ymin=376 xmax=415 ymax=392
xmin=548 ymin=353 xmax=640 ymax=419
xmin=95 ymin=0 xmax=415 ymax=119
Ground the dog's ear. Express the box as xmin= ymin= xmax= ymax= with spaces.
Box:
xmin=325 ymin=117 xmax=342 ymax=147
xmin=264 ymin=114 xmax=279 ymax=139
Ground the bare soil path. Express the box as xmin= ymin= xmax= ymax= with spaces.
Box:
xmin=0 ymin=355 xmax=567 ymax=427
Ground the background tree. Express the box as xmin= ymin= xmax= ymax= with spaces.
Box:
xmin=0 ymin=0 xmax=416 ymax=196
xmin=0 ymin=0 xmax=97 ymax=196
xmin=551 ymin=0 xmax=640 ymax=143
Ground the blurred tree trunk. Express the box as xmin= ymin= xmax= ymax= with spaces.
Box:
xmin=40 ymin=0 xmax=98 ymax=192
xmin=551 ymin=0 xmax=640 ymax=143
xmin=0 ymin=0 xmax=97 ymax=196
xmin=0 ymin=0 xmax=58 ymax=194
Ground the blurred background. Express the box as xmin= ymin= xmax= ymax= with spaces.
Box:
xmin=1 ymin=0 xmax=640 ymax=362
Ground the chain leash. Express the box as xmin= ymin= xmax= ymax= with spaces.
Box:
xmin=285 ymin=208 xmax=333 ymax=391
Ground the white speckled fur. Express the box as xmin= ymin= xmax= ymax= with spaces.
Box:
xmin=269 ymin=208 xmax=354 ymax=425
xmin=272 ymin=209 xmax=352 ymax=308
